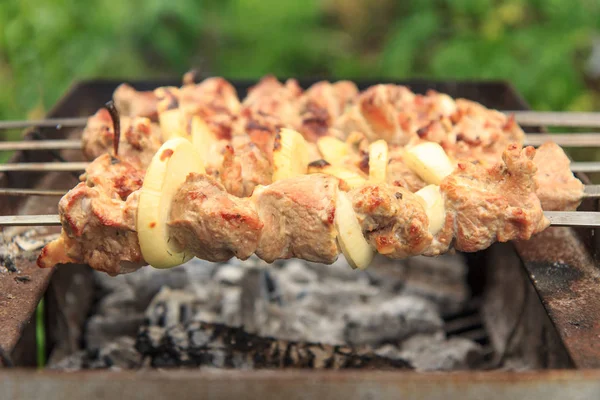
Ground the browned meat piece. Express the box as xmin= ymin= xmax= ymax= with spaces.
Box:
xmin=80 ymin=154 xmax=145 ymax=200
xmin=82 ymin=109 xmax=162 ymax=169
xmin=38 ymin=155 xmax=145 ymax=275
xmin=232 ymin=108 xmax=283 ymax=157
xmin=179 ymin=77 xmax=240 ymax=116
xmin=219 ymin=137 xmax=273 ymax=197
xmin=386 ymin=148 xmax=427 ymax=192
xmin=440 ymin=144 xmax=549 ymax=253
xmin=113 ymin=84 xmax=159 ymax=120
xmin=533 ymin=142 xmax=584 ymax=211
xmin=242 ymin=75 xmax=303 ymax=128
xmin=335 ymin=85 xmax=417 ymax=145
xmin=254 ymin=174 xmax=339 ymax=263
xmin=298 ymin=81 xmax=358 ymax=142
xmin=350 ymin=185 xmax=432 ymax=258
xmin=169 ymin=174 xmax=263 ymax=262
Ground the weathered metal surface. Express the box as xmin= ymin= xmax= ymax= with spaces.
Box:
xmin=0 ymin=259 xmax=53 ymax=362
xmin=514 ymin=228 xmax=600 ymax=368
xmin=2 ymin=370 xmax=600 ymax=400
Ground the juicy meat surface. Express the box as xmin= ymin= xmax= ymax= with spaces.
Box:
xmin=178 ymin=77 xmax=241 ymax=117
xmin=385 ymin=148 xmax=427 ymax=192
xmin=82 ymin=109 xmax=162 ymax=169
xmin=80 ymin=154 xmax=145 ymax=200
xmin=440 ymin=144 xmax=549 ymax=253
xmin=298 ymin=81 xmax=358 ymax=142
xmin=242 ymin=75 xmax=303 ymax=129
xmin=335 ymin=85 xmax=416 ymax=145
xmin=169 ymin=174 xmax=263 ymax=262
xmin=533 ymin=142 xmax=584 ymax=211
xmin=38 ymin=157 xmax=145 ymax=276
xmin=254 ymin=174 xmax=340 ymax=264
xmin=113 ymin=84 xmax=159 ymax=120
xmin=219 ymin=137 xmax=273 ymax=197
xmin=349 ymin=185 xmax=432 ymax=258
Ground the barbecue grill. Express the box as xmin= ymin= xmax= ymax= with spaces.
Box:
xmin=1 ymin=78 xmax=600 ymax=399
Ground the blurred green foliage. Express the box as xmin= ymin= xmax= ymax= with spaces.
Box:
xmin=0 ymin=0 xmax=599 ymax=123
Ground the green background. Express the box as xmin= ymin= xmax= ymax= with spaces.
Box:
xmin=1 ymin=0 xmax=599 ymax=119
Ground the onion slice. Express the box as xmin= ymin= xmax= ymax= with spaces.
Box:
xmin=137 ymin=138 xmax=204 ymax=269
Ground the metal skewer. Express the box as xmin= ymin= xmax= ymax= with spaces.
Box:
xmin=0 ymin=214 xmax=61 ymax=226
xmin=0 ymin=117 xmax=89 ymax=130
xmin=544 ymin=211 xmax=600 ymax=228
xmin=1 ymin=133 xmax=600 ymax=153
xmin=510 ymin=111 xmax=600 ymax=128
xmin=1 ymin=160 xmax=599 ymax=174
xmin=0 ymin=184 xmax=599 ymax=199
xmin=523 ymin=133 xmax=600 ymax=147
xmin=0 ymin=162 xmax=88 ymax=173
xmin=0 ymin=139 xmax=81 ymax=151
xmin=0 ymin=211 xmax=596 ymax=227
xmin=0 ymin=189 xmax=66 ymax=196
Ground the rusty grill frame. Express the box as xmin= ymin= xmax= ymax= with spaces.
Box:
xmin=1 ymin=78 xmax=599 ymax=393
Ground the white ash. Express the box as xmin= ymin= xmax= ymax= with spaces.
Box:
xmin=49 ymin=254 xmax=482 ymax=371
xmin=376 ymin=333 xmax=484 ymax=371
xmin=0 ymin=228 xmax=58 ymax=273
xmin=48 ymin=336 xmax=141 ymax=371
xmin=342 ymin=296 xmax=444 ymax=345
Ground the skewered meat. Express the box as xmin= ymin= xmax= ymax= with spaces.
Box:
xmin=350 ymin=185 xmax=431 ymax=258
xmin=169 ymin=174 xmax=263 ymax=262
xmin=533 ymin=141 xmax=585 ymax=211
xmin=437 ymin=144 xmax=549 ymax=255
xmin=298 ymin=81 xmax=358 ymax=141
xmin=386 ymin=148 xmax=427 ymax=192
xmin=113 ymin=84 xmax=159 ymax=120
xmin=82 ymin=109 xmax=162 ymax=169
xmin=254 ymin=174 xmax=340 ymax=263
xmin=219 ymin=137 xmax=273 ymax=197
xmin=38 ymin=155 xmax=144 ymax=275
xmin=38 ymin=140 xmax=554 ymax=276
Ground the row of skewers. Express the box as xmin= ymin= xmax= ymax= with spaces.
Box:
xmin=0 ymin=75 xmax=597 ymax=275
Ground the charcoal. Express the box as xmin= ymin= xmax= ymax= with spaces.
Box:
xmin=51 ymin=251 xmax=484 ymax=373
xmin=342 ymin=296 xmax=443 ymax=346
xmin=376 ymin=333 xmax=484 ymax=371
xmin=49 ymin=336 xmax=142 ymax=371
xmin=136 ymin=320 xmax=413 ymax=370
xmin=86 ymin=314 xmax=146 ymax=349
xmin=369 ymin=254 xmax=469 ymax=316
xmin=213 ymin=264 xmax=245 ymax=285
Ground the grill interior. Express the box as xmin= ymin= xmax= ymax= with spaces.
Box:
xmin=0 ymin=79 xmax=597 ymax=377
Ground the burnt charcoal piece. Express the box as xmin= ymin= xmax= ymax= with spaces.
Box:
xmin=342 ymin=296 xmax=443 ymax=346
xmin=136 ymin=320 xmax=413 ymax=370
xmin=48 ymin=337 xmax=142 ymax=370
xmin=377 ymin=333 xmax=484 ymax=371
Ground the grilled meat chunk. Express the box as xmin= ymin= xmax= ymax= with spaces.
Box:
xmin=80 ymin=154 xmax=145 ymax=200
xmin=113 ymin=83 xmax=159 ymax=120
xmin=386 ymin=148 xmax=427 ymax=192
xmin=533 ymin=142 xmax=584 ymax=211
xmin=440 ymin=144 xmax=549 ymax=253
xmin=38 ymin=156 xmax=145 ymax=276
xmin=298 ymin=81 xmax=358 ymax=142
xmin=254 ymin=174 xmax=340 ymax=264
xmin=335 ymin=85 xmax=417 ymax=145
xmin=178 ymin=77 xmax=240 ymax=117
xmin=169 ymin=174 xmax=263 ymax=262
xmin=82 ymin=109 xmax=162 ymax=169
xmin=243 ymin=75 xmax=303 ymax=129
xmin=350 ymin=185 xmax=432 ymax=258
xmin=219 ymin=138 xmax=273 ymax=197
